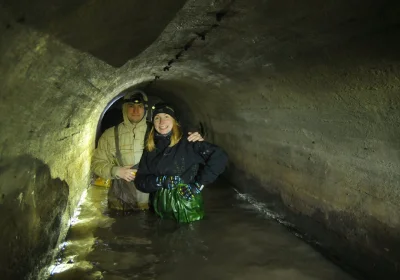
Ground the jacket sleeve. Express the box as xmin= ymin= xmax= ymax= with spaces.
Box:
xmin=193 ymin=141 xmax=228 ymax=185
xmin=91 ymin=129 xmax=118 ymax=179
xmin=134 ymin=153 xmax=161 ymax=193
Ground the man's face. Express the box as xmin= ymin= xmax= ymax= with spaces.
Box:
xmin=126 ymin=103 xmax=145 ymax=123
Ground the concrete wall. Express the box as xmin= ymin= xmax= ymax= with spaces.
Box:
xmin=1 ymin=0 xmax=400 ymax=278
xmin=0 ymin=14 xmax=114 ymax=278
xmin=138 ymin=0 xmax=400 ymax=275
xmin=213 ymin=42 xmax=400 ymax=272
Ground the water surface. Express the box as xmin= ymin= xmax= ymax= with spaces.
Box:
xmin=49 ymin=182 xmax=355 ymax=280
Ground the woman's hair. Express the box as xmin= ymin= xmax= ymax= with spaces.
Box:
xmin=146 ymin=117 xmax=183 ymax=151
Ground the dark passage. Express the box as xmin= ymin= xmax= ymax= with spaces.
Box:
xmin=48 ymin=182 xmax=355 ymax=280
xmin=1 ymin=0 xmax=400 ymax=279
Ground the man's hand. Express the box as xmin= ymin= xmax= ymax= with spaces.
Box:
xmin=187 ymin=132 xmax=204 ymax=142
xmin=116 ymin=166 xmax=137 ymax=182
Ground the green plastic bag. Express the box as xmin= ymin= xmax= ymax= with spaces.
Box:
xmin=153 ymin=184 xmax=204 ymax=223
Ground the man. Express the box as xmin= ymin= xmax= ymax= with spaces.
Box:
xmin=92 ymin=90 xmax=203 ymax=210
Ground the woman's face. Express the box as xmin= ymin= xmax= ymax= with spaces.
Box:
xmin=154 ymin=113 xmax=174 ymax=135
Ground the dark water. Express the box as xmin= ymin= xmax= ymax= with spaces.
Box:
xmin=48 ymin=182 xmax=355 ymax=280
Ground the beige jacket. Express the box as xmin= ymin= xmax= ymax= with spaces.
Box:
xmin=92 ymin=104 xmax=149 ymax=204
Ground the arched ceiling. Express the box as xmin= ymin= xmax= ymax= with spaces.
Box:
xmin=3 ymin=0 xmax=400 ymax=70
xmin=1 ymin=0 xmax=188 ymax=67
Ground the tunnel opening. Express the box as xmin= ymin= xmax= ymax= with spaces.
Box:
xmin=96 ymin=83 xmax=208 ymax=147
xmin=93 ymin=79 xmax=400 ymax=280
xmin=90 ymin=70 xmax=400 ymax=279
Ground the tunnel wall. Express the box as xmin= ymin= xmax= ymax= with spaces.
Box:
xmin=1 ymin=0 xmax=400 ymax=278
xmin=209 ymin=35 xmax=400 ymax=275
xmin=0 ymin=18 xmax=114 ymax=279
xmin=132 ymin=1 xmax=400 ymax=275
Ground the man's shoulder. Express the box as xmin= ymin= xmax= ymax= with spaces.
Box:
xmin=181 ymin=133 xmax=209 ymax=149
xmin=101 ymin=124 xmax=122 ymax=138
xmin=179 ymin=133 xmax=194 ymax=147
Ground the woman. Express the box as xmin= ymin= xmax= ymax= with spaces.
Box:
xmin=134 ymin=103 xmax=228 ymax=223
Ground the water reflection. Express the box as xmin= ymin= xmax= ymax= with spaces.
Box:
xmin=48 ymin=183 xmax=355 ymax=280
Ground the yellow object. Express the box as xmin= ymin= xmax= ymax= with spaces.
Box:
xmin=94 ymin=177 xmax=111 ymax=188
xmin=137 ymin=202 xmax=149 ymax=210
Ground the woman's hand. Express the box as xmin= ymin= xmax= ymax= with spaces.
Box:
xmin=156 ymin=175 xmax=183 ymax=189
xmin=179 ymin=183 xmax=203 ymax=200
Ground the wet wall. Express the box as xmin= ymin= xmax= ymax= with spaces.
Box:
xmin=0 ymin=24 xmax=109 ymax=280
xmin=0 ymin=0 xmax=400 ymax=279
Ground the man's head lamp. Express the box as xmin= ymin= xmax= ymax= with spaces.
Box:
xmin=124 ymin=95 xmax=145 ymax=104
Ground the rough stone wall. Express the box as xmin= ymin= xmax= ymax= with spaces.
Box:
xmin=133 ymin=0 xmax=400 ymax=275
xmin=0 ymin=14 xmax=114 ymax=279
xmin=0 ymin=157 xmax=68 ymax=279
xmin=212 ymin=47 xmax=400 ymax=270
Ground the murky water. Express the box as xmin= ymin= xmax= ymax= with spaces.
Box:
xmin=48 ymin=182 xmax=356 ymax=280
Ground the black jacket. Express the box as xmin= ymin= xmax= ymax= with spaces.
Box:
xmin=135 ymin=134 xmax=228 ymax=193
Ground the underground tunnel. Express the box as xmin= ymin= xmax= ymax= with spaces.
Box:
xmin=0 ymin=0 xmax=400 ymax=279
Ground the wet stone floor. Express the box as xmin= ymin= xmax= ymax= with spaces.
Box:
xmin=48 ymin=182 xmax=356 ymax=280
